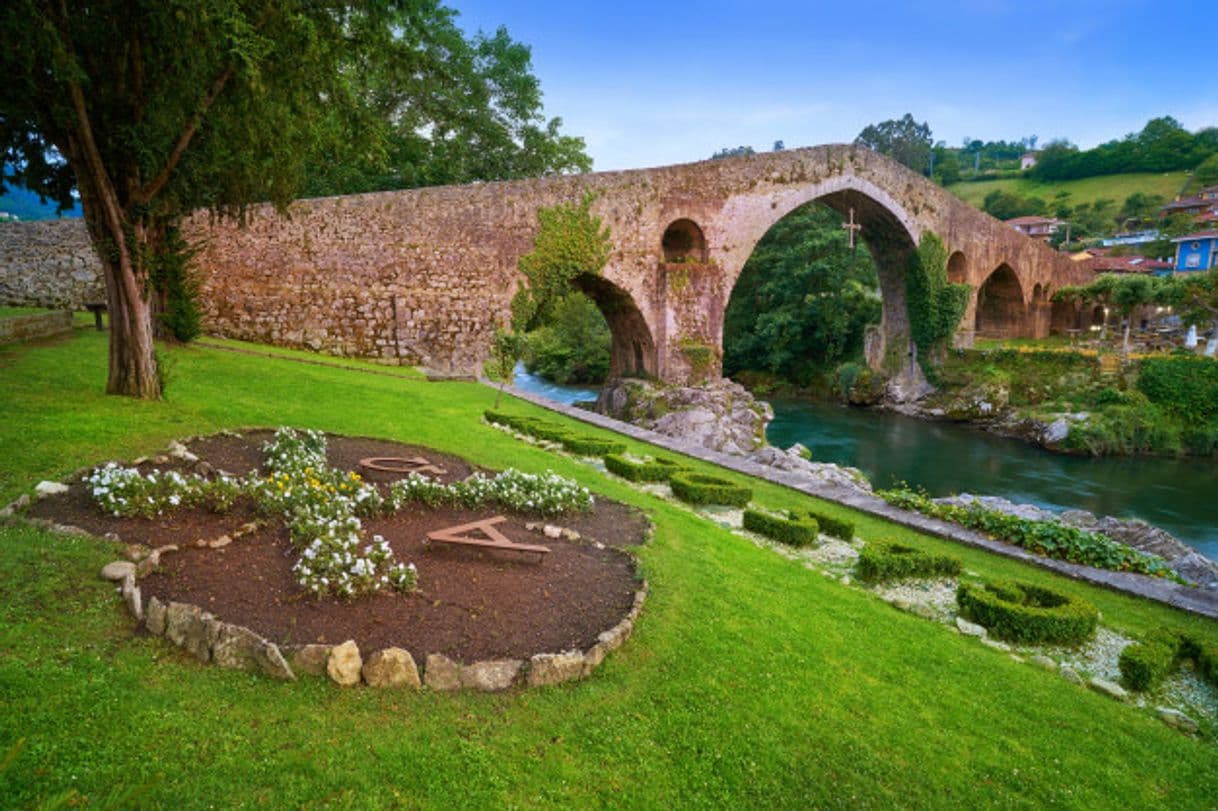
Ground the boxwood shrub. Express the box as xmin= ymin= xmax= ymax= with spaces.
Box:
xmin=956 ymin=579 xmax=1098 ymax=644
xmin=603 ymin=454 xmax=684 ymax=482
xmin=806 ymin=510 xmax=854 ymax=541
xmin=1118 ymin=628 xmax=1218 ymax=692
xmin=669 ymin=471 xmax=752 ymax=507
xmin=560 ymin=435 xmax=626 ymax=456
xmin=855 ymin=541 xmax=962 ymax=583
xmin=483 ymin=410 xmax=574 ymax=443
xmin=742 ymin=508 xmax=819 ymax=547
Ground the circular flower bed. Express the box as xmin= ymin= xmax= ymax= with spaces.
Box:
xmin=26 ymin=429 xmax=651 ymax=691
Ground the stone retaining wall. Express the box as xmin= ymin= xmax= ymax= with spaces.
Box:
xmin=0 ymin=309 xmax=73 ymax=344
xmin=0 ymin=219 xmax=103 ymax=309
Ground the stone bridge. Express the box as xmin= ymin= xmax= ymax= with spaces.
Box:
xmin=188 ymin=145 xmax=1094 ymax=381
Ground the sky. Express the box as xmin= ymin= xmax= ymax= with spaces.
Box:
xmin=452 ymin=0 xmax=1217 ymax=172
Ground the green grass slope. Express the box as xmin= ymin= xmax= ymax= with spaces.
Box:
xmin=948 ymin=171 xmax=1190 ymax=210
xmin=1 ymin=329 xmax=1216 ymax=808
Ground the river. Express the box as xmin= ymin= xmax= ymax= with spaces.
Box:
xmin=511 ymin=365 xmax=1217 ymax=559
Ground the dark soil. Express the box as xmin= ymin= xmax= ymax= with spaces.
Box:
xmin=30 ymin=430 xmax=648 ymax=662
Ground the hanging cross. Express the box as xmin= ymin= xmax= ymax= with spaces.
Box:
xmin=841 ymin=207 xmax=862 ymax=248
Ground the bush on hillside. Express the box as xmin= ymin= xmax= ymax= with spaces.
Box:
xmin=956 ymin=579 xmax=1098 ymax=644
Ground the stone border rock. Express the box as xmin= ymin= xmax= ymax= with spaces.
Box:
xmin=9 ymin=435 xmax=650 ymax=692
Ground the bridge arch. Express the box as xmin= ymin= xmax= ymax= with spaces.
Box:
xmin=573 ymin=273 xmax=657 ymax=379
xmin=662 ymin=218 xmax=708 ymax=263
xmin=709 ymin=175 xmax=922 ymax=379
xmin=975 ymin=264 xmax=1026 ymax=339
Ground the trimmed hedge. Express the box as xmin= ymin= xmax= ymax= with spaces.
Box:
xmin=669 ymin=471 xmax=752 ymax=507
xmin=603 ymin=454 xmax=684 ymax=482
xmin=1118 ymin=628 xmax=1218 ymax=692
xmin=560 ymin=435 xmax=626 ymax=456
xmin=807 ymin=510 xmax=854 ymax=541
xmin=855 ymin=541 xmax=962 ymax=583
xmin=484 ymin=410 xmax=572 ymax=442
xmin=956 ymin=579 xmax=1098 ymax=645
xmin=742 ymin=508 xmax=819 ymax=547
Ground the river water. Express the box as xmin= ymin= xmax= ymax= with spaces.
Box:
xmin=511 ymin=365 xmax=1217 ymax=559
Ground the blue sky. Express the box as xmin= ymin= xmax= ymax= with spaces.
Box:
xmin=452 ymin=0 xmax=1217 ymax=172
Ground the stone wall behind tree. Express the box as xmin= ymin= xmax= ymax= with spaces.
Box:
xmin=0 ymin=219 xmax=104 ymax=309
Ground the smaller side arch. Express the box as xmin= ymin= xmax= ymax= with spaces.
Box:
xmin=947 ymin=251 xmax=968 ymax=285
xmin=975 ymin=264 xmax=1026 ymax=339
xmin=661 ymin=219 xmax=707 ymax=263
xmin=573 ymin=274 xmax=657 ymax=379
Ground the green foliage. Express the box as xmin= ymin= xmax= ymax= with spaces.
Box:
xmin=523 ymin=293 xmax=610 ymax=384
xmin=723 ymin=203 xmax=880 ymax=384
xmin=603 ymin=454 xmax=684 ymax=482
xmin=742 ymin=508 xmax=820 ymax=547
xmin=855 ymin=541 xmax=962 ymax=583
xmin=483 ymin=410 xmax=571 ymax=443
xmin=512 ymin=194 xmax=612 ymax=332
xmin=148 ymin=228 xmax=201 ymax=342
xmin=711 ymin=145 xmax=756 ymax=159
xmin=906 ymin=232 xmax=970 ymax=367
xmin=957 ymin=579 xmax=1099 ymax=644
xmin=1137 ymin=356 xmax=1218 ymax=424
xmin=878 ymin=487 xmax=1179 ymax=579
xmin=560 ymin=435 xmax=626 ymax=457
xmin=805 ymin=510 xmax=855 ymax=541
xmin=679 ymin=340 xmax=717 ymax=380
xmin=1118 ymin=629 xmax=1182 ymax=691
xmin=855 ymin=114 xmax=933 ymax=175
xmin=1195 ymin=153 xmax=1218 ymax=186
xmin=1031 ymin=119 xmax=1217 ymax=181
xmin=669 ymin=471 xmax=753 ymax=507
xmin=982 ymin=190 xmax=1047 ymax=220
xmin=1118 ymin=627 xmax=1218 ymax=692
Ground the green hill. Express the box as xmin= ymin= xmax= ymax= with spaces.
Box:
xmin=947 ymin=171 xmax=1191 ymax=211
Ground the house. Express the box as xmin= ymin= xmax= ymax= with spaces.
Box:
xmin=1020 ymin=152 xmax=1039 ymax=171
xmin=1088 ymin=255 xmax=1174 ymax=276
xmin=1160 ymin=185 xmax=1218 ymax=219
xmin=1007 ymin=215 xmax=1061 ymax=239
xmin=1172 ymin=231 xmax=1218 ymax=272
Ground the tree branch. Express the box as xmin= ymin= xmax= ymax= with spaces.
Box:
xmin=131 ymin=64 xmax=234 ymax=206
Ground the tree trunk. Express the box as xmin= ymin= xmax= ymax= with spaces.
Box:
xmin=79 ymin=187 xmax=161 ymax=399
xmin=1122 ymin=316 xmax=1132 ymax=356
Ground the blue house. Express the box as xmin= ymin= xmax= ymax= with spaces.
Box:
xmin=1173 ymin=232 xmax=1218 ymax=272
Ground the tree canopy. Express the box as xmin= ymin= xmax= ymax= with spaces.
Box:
xmin=855 ymin=114 xmax=933 ymax=175
xmin=1030 ymin=118 xmax=1217 ymax=181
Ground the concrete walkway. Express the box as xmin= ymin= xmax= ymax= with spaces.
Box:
xmin=500 ymin=383 xmax=1218 ymax=621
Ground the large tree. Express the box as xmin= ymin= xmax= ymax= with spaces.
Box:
xmin=1 ymin=1 xmax=591 ymax=398
xmin=855 ymin=114 xmax=933 ymax=175
xmin=1 ymin=1 xmax=406 ymax=398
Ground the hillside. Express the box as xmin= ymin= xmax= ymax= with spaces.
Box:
xmin=947 ymin=171 xmax=1190 ymax=211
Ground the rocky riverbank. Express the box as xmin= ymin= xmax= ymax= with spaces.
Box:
xmin=595 ymin=377 xmax=872 ymax=494
xmin=936 ymin=494 xmax=1218 ymax=590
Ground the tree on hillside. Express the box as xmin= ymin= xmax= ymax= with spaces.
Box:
xmin=982 ymin=190 xmax=1046 ymax=220
xmin=1195 ymin=154 xmax=1218 ymax=187
xmin=1117 ymin=193 xmax=1166 ymax=230
xmin=855 ymin=114 xmax=933 ymax=175
xmin=711 ymin=146 xmax=756 ymax=160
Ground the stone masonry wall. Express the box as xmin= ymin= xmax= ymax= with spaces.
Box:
xmin=0 ymin=219 xmax=103 ymax=310
xmin=0 ymin=146 xmax=1093 ymax=380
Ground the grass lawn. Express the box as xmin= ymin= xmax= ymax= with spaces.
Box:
xmin=2 ymin=329 xmax=1216 ymax=808
xmin=948 ymin=172 xmax=1190 ymax=210
xmin=0 ymin=306 xmax=52 ymax=318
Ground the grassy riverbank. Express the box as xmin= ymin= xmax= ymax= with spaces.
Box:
xmin=2 ymin=328 xmax=1217 ymax=807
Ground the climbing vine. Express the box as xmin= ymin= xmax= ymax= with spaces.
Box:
xmin=906 ymin=232 xmax=970 ymax=369
xmin=511 ymin=193 xmax=613 ymax=332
